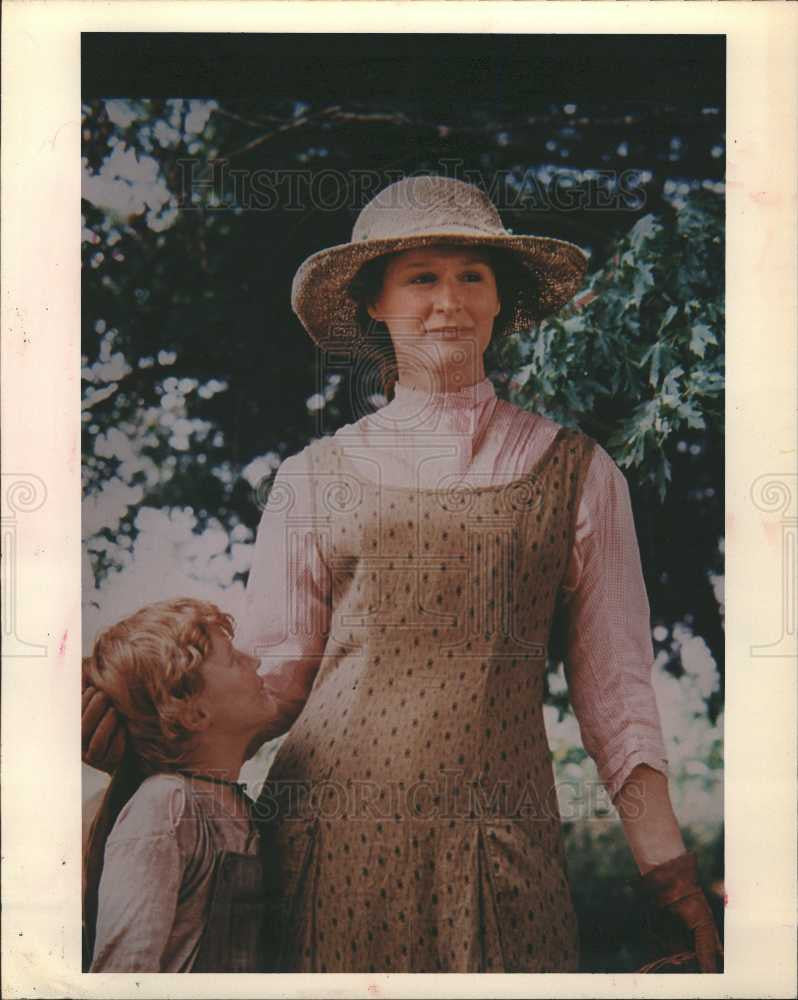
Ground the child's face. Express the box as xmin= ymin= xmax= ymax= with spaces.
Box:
xmin=197 ymin=627 xmax=276 ymax=741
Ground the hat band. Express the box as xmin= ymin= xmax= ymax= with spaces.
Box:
xmin=356 ymin=221 xmax=507 ymax=242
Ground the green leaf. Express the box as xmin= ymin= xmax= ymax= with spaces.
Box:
xmin=628 ymin=214 xmax=662 ymax=252
xmin=677 ymin=400 xmax=706 ymax=429
xmin=655 ymin=454 xmax=672 ymax=501
xmin=662 ymin=364 xmax=685 ymax=402
xmin=689 ymin=322 xmax=717 ymax=358
xmin=649 ymin=342 xmax=664 ymax=387
xmin=511 ymin=362 xmax=534 ymax=390
xmin=688 ymin=364 xmax=725 ymax=397
xmin=561 ymin=314 xmax=587 ymax=337
xmin=631 ymin=263 xmax=654 ymax=305
xmin=657 ymin=304 xmax=678 ymax=337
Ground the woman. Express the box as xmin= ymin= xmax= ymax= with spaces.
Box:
xmin=238 ymin=175 xmax=721 ymax=973
xmin=84 ymin=175 xmax=721 ymax=973
xmin=82 ymin=598 xmax=283 ymax=972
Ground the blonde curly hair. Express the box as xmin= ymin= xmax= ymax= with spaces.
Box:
xmin=83 ymin=597 xmax=235 ymax=773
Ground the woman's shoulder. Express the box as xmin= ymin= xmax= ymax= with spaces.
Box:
xmin=276 ymin=425 xmax=366 ymax=478
xmin=274 ymin=434 xmax=341 ymax=476
xmin=494 ymin=398 xmax=560 ymax=436
xmin=494 ymin=399 xmax=599 ymax=457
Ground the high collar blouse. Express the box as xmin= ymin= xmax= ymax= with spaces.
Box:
xmin=239 ymin=377 xmax=668 ymax=803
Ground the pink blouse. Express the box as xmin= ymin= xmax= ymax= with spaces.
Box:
xmin=238 ymin=377 xmax=668 ymax=803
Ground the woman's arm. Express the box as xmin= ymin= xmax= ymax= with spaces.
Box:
xmin=237 ymin=447 xmax=330 ymax=734
xmin=562 ymin=446 xmax=721 ymax=970
xmin=563 ymin=454 xmax=686 ymax=868
xmin=561 ymin=445 xmax=669 ymax=803
xmin=613 ymin=763 xmax=686 ymax=873
xmin=616 ymin=765 xmax=721 ymax=973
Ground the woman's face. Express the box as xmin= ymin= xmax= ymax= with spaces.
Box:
xmin=367 ymin=246 xmax=501 ymax=379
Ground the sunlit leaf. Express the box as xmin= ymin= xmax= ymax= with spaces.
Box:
xmin=656 ymin=304 xmax=679 ymax=336
xmin=689 ymin=322 xmax=717 ymax=358
xmin=627 ymin=213 xmax=662 ymax=251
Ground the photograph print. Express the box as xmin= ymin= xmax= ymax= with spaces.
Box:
xmin=80 ymin=32 xmax=725 ymax=976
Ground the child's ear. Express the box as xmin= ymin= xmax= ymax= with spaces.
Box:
xmin=195 ymin=703 xmax=212 ymax=730
xmin=181 ymin=699 xmax=212 ymax=733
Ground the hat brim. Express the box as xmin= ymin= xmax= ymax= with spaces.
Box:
xmin=291 ymin=230 xmax=588 ymax=348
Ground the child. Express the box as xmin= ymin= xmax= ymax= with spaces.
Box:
xmin=82 ymin=598 xmax=285 ymax=972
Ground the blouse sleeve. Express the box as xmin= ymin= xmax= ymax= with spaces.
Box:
xmin=90 ymin=778 xmax=194 ymax=971
xmin=560 ymin=444 xmax=669 ymax=803
xmin=237 ymin=446 xmax=330 ymax=734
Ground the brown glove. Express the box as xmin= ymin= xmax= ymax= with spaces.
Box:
xmin=82 ymin=679 xmax=126 ymax=772
xmin=639 ymin=850 xmax=723 ymax=973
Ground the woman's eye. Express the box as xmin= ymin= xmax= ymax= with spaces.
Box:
xmin=462 ymin=272 xmax=483 ymax=282
xmin=410 ymin=273 xmax=436 ymax=284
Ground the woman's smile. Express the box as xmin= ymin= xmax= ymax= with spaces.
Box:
xmin=425 ymin=324 xmax=474 ymax=339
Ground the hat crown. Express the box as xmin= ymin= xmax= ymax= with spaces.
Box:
xmin=352 ymin=175 xmax=506 ymax=243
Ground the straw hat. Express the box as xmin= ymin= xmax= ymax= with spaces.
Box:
xmin=290 ymin=175 xmax=588 ymax=347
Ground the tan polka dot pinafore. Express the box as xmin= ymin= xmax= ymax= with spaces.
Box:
xmin=257 ymin=425 xmax=595 ymax=972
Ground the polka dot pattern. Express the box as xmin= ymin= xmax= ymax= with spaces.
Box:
xmin=259 ymin=427 xmax=592 ymax=972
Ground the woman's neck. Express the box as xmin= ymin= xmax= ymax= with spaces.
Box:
xmin=395 ymin=364 xmax=488 ymax=397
